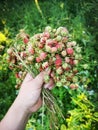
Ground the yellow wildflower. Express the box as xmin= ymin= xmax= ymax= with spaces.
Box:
xmin=77 ymin=93 xmax=87 ymax=100
xmin=0 ymin=32 xmax=6 ymax=43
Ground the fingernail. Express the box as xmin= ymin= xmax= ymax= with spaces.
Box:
xmin=44 ymin=84 xmax=49 ymax=89
xmin=48 ymin=85 xmax=54 ymax=90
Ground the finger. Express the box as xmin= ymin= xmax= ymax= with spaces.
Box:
xmin=48 ymin=84 xmax=54 ymax=90
xmin=44 ymin=78 xmax=54 ymax=89
xmin=30 ymin=97 xmax=42 ymax=112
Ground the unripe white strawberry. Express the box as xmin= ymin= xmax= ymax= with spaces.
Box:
xmin=62 ymin=63 xmax=68 ymax=69
xmin=51 ymin=47 xmax=57 ymax=52
xmin=45 ymin=26 xmax=52 ymax=32
xmin=73 ymin=68 xmax=78 ymax=74
xmin=78 ymin=54 xmax=82 ymax=59
xmin=7 ymin=48 xmax=13 ymax=55
xmin=61 ymin=28 xmax=68 ymax=36
xmin=75 ymin=46 xmax=81 ymax=53
xmin=62 ymin=37 xmax=68 ymax=43
xmin=71 ymin=41 xmax=76 ymax=46
xmin=73 ymin=60 xmax=78 ymax=65
xmin=67 ymin=41 xmax=76 ymax=47
xmin=82 ymin=64 xmax=89 ymax=69
xmin=56 ymin=67 xmax=63 ymax=74
xmin=61 ymin=50 xmax=67 ymax=56
xmin=72 ymin=76 xmax=78 ymax=83
xmin=65 ymin=81 xmax=70 ymax=87
xmin=65 ymin=57 xmax=70 ymax=63
xmin=56 ymin=27 xmax=68 ymax=36
xmin=20 ymin=52 xmax=27 ymax=58
xmin=61 ymin=78 xmax=66 ymax=84
xmin=53 ymin=29 xmax=56 ymax=33
xmin=74 ymin=54 xmax=79 ymax=59
xmin=52 ymin=57 xmax=56 ymax=62
xmin=56 ymin=35 xmax=62 ymax=41
xmin=20 ymin=45 xmax=25 ymax=51
xmin=56 ymin=81 xmax=63 ymax=87
xmin=81 ymin=77 xmax=87 ymax=82
xmin=27 ymin=56 xmax=34 ymax=62
xmin=67 ymin=42 xmax=72 ymax=47
xmin=45 ymin=45 xmax=51 ymax=52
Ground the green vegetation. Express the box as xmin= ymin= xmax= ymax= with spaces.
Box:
xmin=0 ymin=0 xmax=98 ymax=129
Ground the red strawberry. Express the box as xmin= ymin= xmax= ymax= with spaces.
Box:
xmin=36 ymin=57 xmax=41 ymax=63
xmin=66 ymin=48 xmax=74 ymax=55
xmin=23 ymin=37 xmax=29 ymax=44
xmin=38 ymin=43 xmax=44 ymax=48
xmin=40 ymin=52 xmax=47 ymax=61
xmin=15 ymin=73 xmax=20 ymax=78
xmin=28 ymin=47 xmax=34 ymax=54
xmin=39 ymin=66 xmax=43 ymax=72
xmin=69 ymin=59 xmax=74 ymax=65
xmin=55 ymin=58 xmax=62 ymax=66
xmin=70 ymin=84 xmax=78 ymax=90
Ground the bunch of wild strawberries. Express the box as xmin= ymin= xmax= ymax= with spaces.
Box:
xmin=7 ymin=26 xmax=83 ymax=90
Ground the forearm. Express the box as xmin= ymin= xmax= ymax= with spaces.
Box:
xmin=0 ymin=96 xmax=31 ymax=130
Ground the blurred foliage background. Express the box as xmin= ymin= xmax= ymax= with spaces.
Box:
xmin=0 ymin=0 xmax=98 ymax=129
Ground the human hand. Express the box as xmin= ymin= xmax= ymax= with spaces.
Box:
xmin=15 ymin=70 xmax=54 ymax=114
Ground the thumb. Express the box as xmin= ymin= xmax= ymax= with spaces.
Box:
xmin=33 ymin=69 xmax=51 ymax=89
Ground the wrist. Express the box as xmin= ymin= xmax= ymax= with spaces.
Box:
xmin=13 ymin=95 xmax=31 ymax=115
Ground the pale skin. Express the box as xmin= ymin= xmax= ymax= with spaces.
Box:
xmin=0 ymin=70 xmax=54 ymax=130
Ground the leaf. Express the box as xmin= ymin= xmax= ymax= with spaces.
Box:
xmin=94 ymin=112 xmax=98 ymax=118
xmin=61 ymin=124 xmax=67 ymax=130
